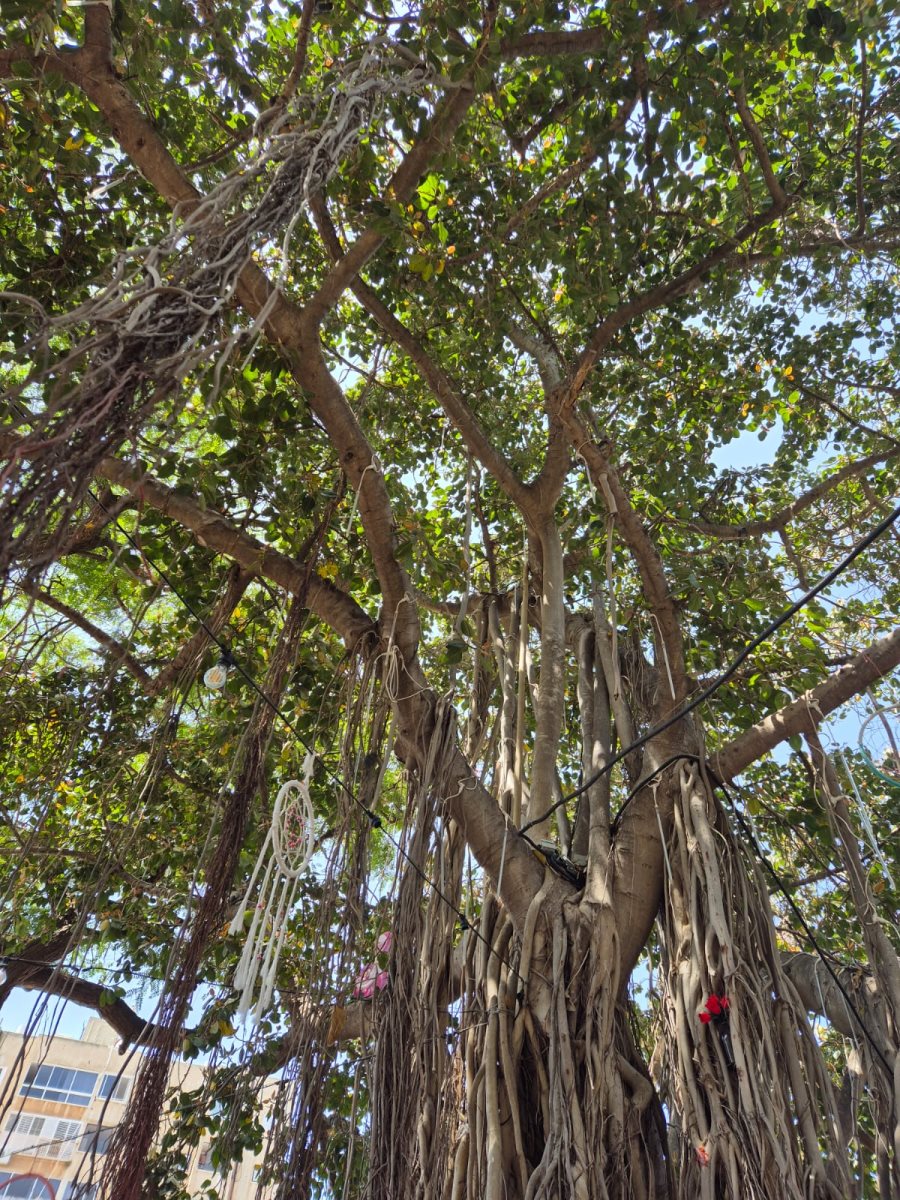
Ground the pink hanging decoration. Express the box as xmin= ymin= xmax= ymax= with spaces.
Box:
xmin=353 ymin=962 xmax=390 ymax=999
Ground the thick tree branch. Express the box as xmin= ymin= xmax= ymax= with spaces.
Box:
xmin=561 ymin=426 xmax=689 ymax=708
xmin=499 ymin=0 xmax=725 ymax=59
xmin=711 ymin=626 xmax=900 ymax=780
xmin=738 ymin=223 xmax=900 ymax=268
xmin=525 ymin=517 xmax=567 ymax=838
xmin=302 ymin=81 xmax=478 ymax=325
xmin=288 ymin=333 xmax=423 ymax=666
xmin=95 ymin=456 xmax=377 ymax=650
xmin=7 ymin=958 xmax=366 ymax=1066
xmin=14 ymin=963 xmax=158 ymax=1047
xmin=6 ymin=954 xmax=382 ymax=1059
xmin=560 ymin=196 xmax=791 ymax=408
xmin=504 ymin=322 xmax=571 ymax=509
xmin=782 ymin=952 xmax=887 ymax=1046
xmin=0 ymin=926 xmax=82 ymax=1014
xmin=733 ymin=85 xmax=788 ymax=208
xmin=505 ymin=322 xmax=562 ymax=396
xmin=50 ymin=47 xmax=420 ymax=665
xmin=315 ymin=192 xmax=572 ymax=517
xmin=0 ymin=928 xmax=78 ymax=1009
xmin=309 ymin=196 xmax=532 ymax=511
xmin=280 ymin=0 xmax=317 ymax=98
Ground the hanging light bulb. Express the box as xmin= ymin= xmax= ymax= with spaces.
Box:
xmin=203 ymin=658 xmax=229 ymax=690
xmin=0 ymin=965 xmax=7 ymax=987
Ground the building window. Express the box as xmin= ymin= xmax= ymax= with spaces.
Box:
xmin=0 ymin=1173 xmax=63 ymax=1198
xmin=197 ymin=1144 xmax=215 ymax=1172
xmin=19 ymin=1065 xmax=97 ymax=1107
xmin=44 ymin=1119 xmax=82 ymax=1161
xmin=62 ymin=1186 xmax=99 ymax=1200
xmin=4 ymin=1115 xmax=82 ymax=1160
xmin=5 ymin=1114 xmax=47 ymax=1137
xmin=79 ymin=1124 xmax=116 ymax=1156
xmin=97 ymin=1074 xmax=131 ymax=1103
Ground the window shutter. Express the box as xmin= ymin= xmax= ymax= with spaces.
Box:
xmin=45 ymin=1117 xmax=83 ymax=1160
xmin=5 ymin=1113 xmax=47 ymax=1137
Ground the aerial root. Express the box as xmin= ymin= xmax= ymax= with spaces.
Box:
xmin=657 ymin=762 xmax=849 ymax=1199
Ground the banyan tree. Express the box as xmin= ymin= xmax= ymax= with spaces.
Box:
xmin=1 ymin=0 xmax=899 ymax=1196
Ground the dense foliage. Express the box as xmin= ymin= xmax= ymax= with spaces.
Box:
xmin=1 ymin=0 xmax=899 ymax=1197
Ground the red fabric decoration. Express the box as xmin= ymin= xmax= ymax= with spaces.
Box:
xmin=699 ymin=993 xmax=736 ymax=1069
xmin=698 ymin=993 xmax=730 ymax=1024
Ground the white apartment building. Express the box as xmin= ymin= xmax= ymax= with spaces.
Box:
xmin=0 ymin=1018 xmax=264 ymax=1198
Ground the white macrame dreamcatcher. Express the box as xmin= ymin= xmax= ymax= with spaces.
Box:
xmin=229 ymin=755 xmax=317 ymax=1020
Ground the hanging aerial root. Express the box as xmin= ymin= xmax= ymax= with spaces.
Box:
xmin=657 ymin=762 xmax=849 ymax=1200
xmin=250 ymin=648 xmax=385 ymax=1198
xmin=367 ymin=699 xmax=462 ymax=1200
xmin=0 ymin=40 xmax=433 ymax=574
xmin=99 ymin=591 xmax=310 ymax=1200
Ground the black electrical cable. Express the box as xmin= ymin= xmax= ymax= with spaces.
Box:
xmin=87 ymin=489 xmax=528 ymax=991
xmin=712 ymin=773 xmax=895 ymax=1083
xmin=521 ymin=501 xmax=900 ymax=836
xmin=611 ymin=753 xmax=702 ymax=829
xmin=76 ymin=490 xmax=899 ymax=1009
xmin=15 ymin=467 xmax=898 ymax=1127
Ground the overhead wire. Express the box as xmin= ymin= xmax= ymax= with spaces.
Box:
xmin=521 ymin=501 xmax=900 ymax=835
xmin=712 ymin=772 xmax=895 ymax=1082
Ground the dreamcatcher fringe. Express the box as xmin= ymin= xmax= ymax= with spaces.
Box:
xmin=229 ymin=755 xmax=317 ymax=1021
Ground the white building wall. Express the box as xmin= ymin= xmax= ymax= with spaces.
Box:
xmin=0 ymin=1019 xmax=265 ymax=1199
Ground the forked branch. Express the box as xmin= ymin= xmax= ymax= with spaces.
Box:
xmin=679 ymin=448 xmax=899 ymax=540
xmin=711 ymin=626 xmax=900 ymax=780
xmin=16 ymin=581 xmax=153 ymax=689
